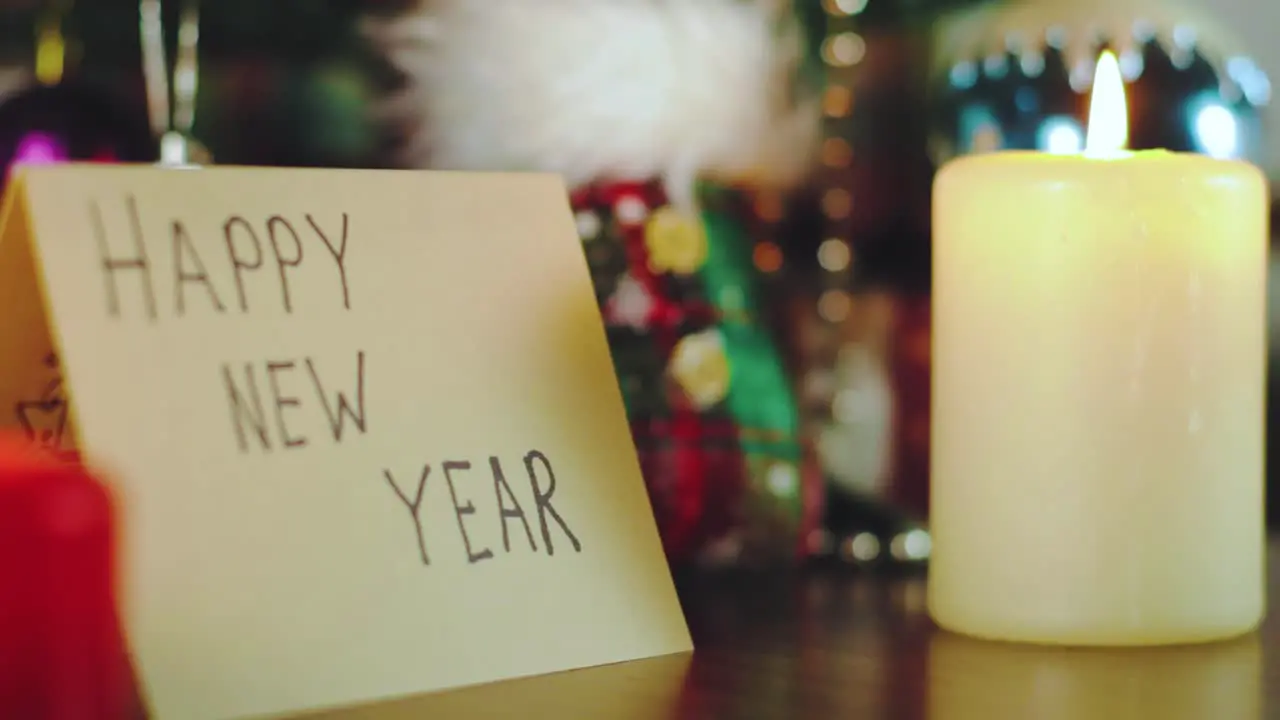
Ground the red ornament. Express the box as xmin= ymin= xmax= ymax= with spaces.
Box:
xmin=0 ymin=436 xmax=135 ymax=720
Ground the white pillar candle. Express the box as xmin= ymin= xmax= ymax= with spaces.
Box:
xmin=928 ymin=52 xmax=1268 ymax=645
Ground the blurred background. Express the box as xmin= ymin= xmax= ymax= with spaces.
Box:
xmin=1 ymin=0 xmax=1275 ymax=571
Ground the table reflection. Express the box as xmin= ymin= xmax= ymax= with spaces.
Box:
xmin=306 ymin=652 xmax=694 ymax=719
xmin=929 ymin=632 xmax=1261 ymax=720
xmin=301 ymin=570 xmax=1267 ymax=719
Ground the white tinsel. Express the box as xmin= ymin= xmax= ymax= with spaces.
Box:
xmin=363 ymin=0 xmax=820 ymax=209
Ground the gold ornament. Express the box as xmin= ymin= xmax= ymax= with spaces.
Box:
xmin=644 ymin=207 xmax=709 ymax=275
xmin=669 ymin=330 xmax=731 ymax=409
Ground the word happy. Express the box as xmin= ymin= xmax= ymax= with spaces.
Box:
xmin=88 ymin=194 xmax=350 ymax=321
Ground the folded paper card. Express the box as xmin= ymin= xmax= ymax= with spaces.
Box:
xmin=0 ymin=165 xmax=692 ymax=720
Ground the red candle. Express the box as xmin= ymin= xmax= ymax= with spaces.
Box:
xmin=0 ymin=435 xmax=134 ymax=719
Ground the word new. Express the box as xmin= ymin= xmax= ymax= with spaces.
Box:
xmin=87 ymin=194 xmax=351 ymax=321
xmin=385 ymin=451 xmax=583 ymax=565
xmin=223 ymin=351 xmax=367 ymax=452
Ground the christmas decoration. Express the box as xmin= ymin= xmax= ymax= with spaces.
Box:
xmin=366 ymin=0 xmax=825 ymax=565
xmin=139 ymin=0 xmax=212 ymax=166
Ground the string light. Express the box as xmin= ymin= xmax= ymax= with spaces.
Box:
xmin=14 ymin=132 xmax=66 ymax=163
xmin=821 ymin=137 xmax=853 ymax=167
xmin=823 ymin=0 xmax=869 ymax=17
xmin=822 ymin=33 xmax=866 ymax=68
xmin=823 ymin=85 xmax=853 ymax=117
xmin=753 ymin=241 xmax=784 ymax=274
xmin=821 ymin=188 xmax=852 ymax=219
xmin=34 ymin=8 xmax=66 ymax=86
xmin=818 ymin=290 xmax=851 ymax=323
xmin=753 ymin=190 xmax=784 ymax=223
xmin=817 ymin=238 xmax=852 ymax=272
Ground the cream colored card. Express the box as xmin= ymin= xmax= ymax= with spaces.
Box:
xmin=0 ymin=165 xmax=691 ymax=720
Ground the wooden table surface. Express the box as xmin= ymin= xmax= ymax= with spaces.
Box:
xmin=312 ymin=545 xmax=1279 ymax=719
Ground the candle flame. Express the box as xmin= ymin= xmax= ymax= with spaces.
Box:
xmin=1085 ymin=51 xmax=1128 ymax=155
